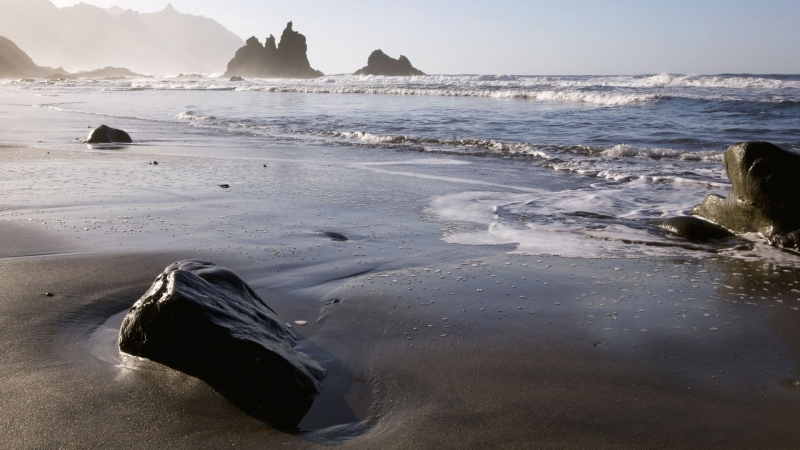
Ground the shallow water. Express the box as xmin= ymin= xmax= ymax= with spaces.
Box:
xmin=1 ymin=73 xmax=799 ymax=263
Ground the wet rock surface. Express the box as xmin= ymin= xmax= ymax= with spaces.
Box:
xmin=652 ymin=216 xmax=735 ymax=241
xmin=119 ymin=259 xmax=325 ymax=429
xmin=354 ymin=50 xmax=425 ymax=76
xmin=225 ymin=22 xmax=323 ymax=79
xmin=692 ymin=141 xmax=800 ymax=245
xmin=769 ymin=231 xmax=800 ymax=250
xmin=85 ymin=125 xmax=132 ymax=144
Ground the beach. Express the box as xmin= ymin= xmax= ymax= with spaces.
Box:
xmin=3 ymin=140 xmax=800 ymax=448
xmin=1 ymin=0 xmax=799 ymax=443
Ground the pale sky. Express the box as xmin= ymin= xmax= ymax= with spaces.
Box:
xmin=50 ymin=0 xmax=800 ymax=75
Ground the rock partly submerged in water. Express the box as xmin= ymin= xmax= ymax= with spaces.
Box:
xmin=119 ymin=260 xmax=325 ymax=429
xmin=692 ymin=141 xmax=800 ymax=247
xmin=85 ymin=125 xmax=132 ymax=144
xmin=651 ymin=216 xmax=734 ymax=241
xmin=354 ymin=50 xmax=425 ymax=76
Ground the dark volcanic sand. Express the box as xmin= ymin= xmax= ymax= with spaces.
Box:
xmin=3 ymin=147 xmax=800 ymax=449
xmin=4 ymin=219 xmax=800 ymax=449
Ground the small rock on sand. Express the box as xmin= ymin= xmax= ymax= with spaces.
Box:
xmin=323 ymin=231 xmax=348 ymax=241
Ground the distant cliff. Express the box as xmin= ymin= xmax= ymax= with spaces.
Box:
xmin=225 ymin=22 xmax=323 ymax=79
xmin=0 ymin=35 xmax=58 ymax=78
xmin=354 ymin=50 xmax=424 ymax=76
xmin=0 ymin=0 xmax=244 ymax=74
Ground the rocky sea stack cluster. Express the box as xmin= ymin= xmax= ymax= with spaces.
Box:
xmin=225 ymin=22 xmax=323 ymax=79
xmin=354 ymin=50 xmax=425 ymax=76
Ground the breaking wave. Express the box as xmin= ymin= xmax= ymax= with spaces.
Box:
xmin=13 ymin=73 xmax=800 ymax=105
xmin=324 ymin=131 xmax=724 ymax=162
xmin=176 ymin=111 xmax=215 ymax=121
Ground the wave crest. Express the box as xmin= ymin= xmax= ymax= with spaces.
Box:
xmin=15 ymin=73 xmax=800 ymax=105
xmin=176 ymin=111 xmax=215 ymax=121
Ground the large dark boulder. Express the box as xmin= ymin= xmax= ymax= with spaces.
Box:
xmin=692 ymin=142 xmax=800 ymax=246
xmin=651 ymin=216 xmax=734 ymax=241
xmin=85 ymin=125 xmax=133 ymax=144
xmin=119 ymin=260 xmax=325 ymax=428
xmin=354 ymin=50 xmax=425 ymax=76
xmin=224 ymin=22 xmax=323 ymax=79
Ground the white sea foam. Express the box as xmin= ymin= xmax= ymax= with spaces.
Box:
xmin=600 ymin=144 xmax=724 ymax=161
xmin=176 ymin=111 xmax=215 ymax=121
xmin=327 ymin=132 xmax=725 ymax=169
xmin=426 ymin=177 xmax=738 ymax=259
xmin=238 ymin=85 xmax=657 ymax=105
xmin=330 ymin=131 xmax=535 ymax=152
xmin=13 ymin=73 xmax=800 ymax=105
xmin=476 ymin=75 xmax=518 ymax=81
xmin=627 ymin=73 xmax=800 ymax=90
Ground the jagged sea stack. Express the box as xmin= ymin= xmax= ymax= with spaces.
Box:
xmin=354 ymin=50 xmax=425 ymax=76
xmin=692 ymin=141 xmax=800 ymax=247
xmin=224 ymin=22 xmax=323 ymax=79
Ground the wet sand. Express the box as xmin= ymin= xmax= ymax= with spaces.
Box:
xmin=3 ymin=147 xmax=800 ymax=448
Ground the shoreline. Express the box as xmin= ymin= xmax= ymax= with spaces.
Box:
xmin=3 ymin=147 xmax=800 ymax=448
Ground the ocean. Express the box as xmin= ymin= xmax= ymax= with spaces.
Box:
xmin=2 ymin=73 xmax=799 ymax=262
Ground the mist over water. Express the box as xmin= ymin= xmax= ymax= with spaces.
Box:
xmin=3 ymin=73 xmax=799 ymax=262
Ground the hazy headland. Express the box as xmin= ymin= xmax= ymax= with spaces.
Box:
xmin=0 ymin=0 xmax=243 ymax=74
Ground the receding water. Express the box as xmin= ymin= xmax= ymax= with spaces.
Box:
xmin=2 ymin=73 xmax=799 ymax=262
